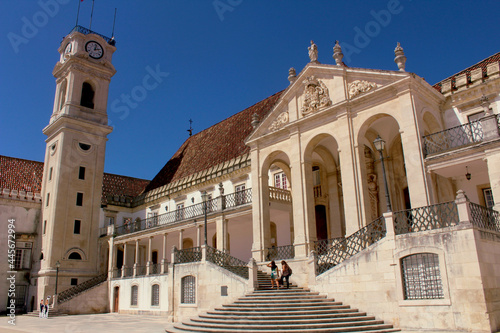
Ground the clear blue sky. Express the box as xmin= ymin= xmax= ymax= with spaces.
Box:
xmin=2 ymin=0 xmax=500 ymax=180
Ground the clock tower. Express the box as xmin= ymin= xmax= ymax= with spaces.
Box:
xmin=38 ymin=26 xmax=116 ymax=302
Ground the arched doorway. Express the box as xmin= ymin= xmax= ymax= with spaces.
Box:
xmin=113 ymin=286 xmax=119 ymax=312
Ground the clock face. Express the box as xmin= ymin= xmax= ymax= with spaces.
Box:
xmin=64 ymin=43 xmax=72 ymax=54
xmin=85 ymin=41 xmax=103 ymax=59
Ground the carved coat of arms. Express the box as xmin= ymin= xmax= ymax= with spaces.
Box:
xmin=301 ymin=76 xmax=332 ymax=116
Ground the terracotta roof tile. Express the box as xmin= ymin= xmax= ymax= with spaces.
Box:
xmin=144 ymin=90 xmax=283 ymax=193
xmin=0 ymin=155 xmax=149 ymax=205
xmin=433 ymin=52 xmax=500 ymax=92
xmin=0 ymin=155 xmax=44 ymax=193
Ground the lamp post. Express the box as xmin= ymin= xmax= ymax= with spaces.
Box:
xmin=202 ymin=191 xmax=208 ymax=246
xmin=55 ymin=260 xmax=61 ymax=295
xmin=373 ymin=136 xmax=392 ymax=212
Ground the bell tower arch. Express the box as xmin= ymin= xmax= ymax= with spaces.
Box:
xmin=39 ymin=26 xmax=116 ymax=301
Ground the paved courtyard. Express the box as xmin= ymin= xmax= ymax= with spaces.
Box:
xmin=1 ymin=313 xmax=172 ymax=333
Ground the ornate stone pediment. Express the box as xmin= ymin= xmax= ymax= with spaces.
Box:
xmin=348 ymin=80 xmax=380 ymax=98
xmin=301 ymin=76 xmax=332 ymax=116
xmin=268 ymin=111 xmax=289 ymax=132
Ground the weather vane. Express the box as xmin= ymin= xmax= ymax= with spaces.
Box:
xmin=187 ymin=119 xmax=193 ymax=137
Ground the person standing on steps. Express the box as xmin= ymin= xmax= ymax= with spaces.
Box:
xmin=44 ymin=298 xmax=50 ymax=318
xmin=267 ymin=260 xmax=280 ymax=289
xmin=39 ymin=299 xmax=44 ymax=318
xmin=279 ymin=260 xmax=292 ymax=289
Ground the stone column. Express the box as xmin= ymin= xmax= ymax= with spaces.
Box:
xmin=133 ymin=239 xmax=139 ymax=276
xmin=247 ymin=258 xmax=258 ymax=292
xmin=250 ymin=147 xmax=266 ymax=262
xmin=289 ymin=130 xmax=313 ymax=258
xmin=121 ymin=242 xmax=127 ymax=278
xmin=196 ymin=225 xmax=202 ymax=247
xmin=485 ymin=148 xmax=500 ymax=212
xmin=161 ymin=233 xmax=168 ymax=274
xmin=215 ymin=216 xmax=228 ymax=251
xmin=179 ymin=229 xmax=184 ymax=249
xmin=383 ymin=211 xmax=395 ymax=238
xmin=107 ymin=237 xmax=115 ymax=280
xmin=147 ymin=236 xmax=153 ymax=275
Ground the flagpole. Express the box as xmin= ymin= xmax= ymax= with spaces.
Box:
xmin=111 ymin=8 xmax=117 ymax=37
xmin=89 ymin=0 xmax=95 ymax=30
xmin=75 ymin=0 xmax=81 ymax=27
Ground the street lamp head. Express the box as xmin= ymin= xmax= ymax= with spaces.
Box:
xmin=373 ymin=135 xmax=385 ymax=152
xmin=55 ymin=260 xmax=61 ymax=268
xmin=201 ymin=191 xmax=207 ymax=202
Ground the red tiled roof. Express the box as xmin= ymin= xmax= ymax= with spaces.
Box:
xmin=0 ymin=155 xmax=44 ymax=193
xmin=144 ymin=90 xmax=284 ymax=193
xmin=0 ymin=155 xmax=149 ymax=204
xmin=101 ymin=173 xmax=150 ymax=205
xmin=433 ymin=52 xmax=500 ymax=92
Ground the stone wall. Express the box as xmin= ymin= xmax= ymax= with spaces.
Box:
xmin=311 ymin=224 xmax=499 ymax=332
xmin=56 ymin=281 xmax=109 ymax=315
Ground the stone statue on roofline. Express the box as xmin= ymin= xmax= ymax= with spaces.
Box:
xmin=308 ymin=40 xmax=318 ymax=63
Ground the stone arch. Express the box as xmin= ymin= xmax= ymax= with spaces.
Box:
xmin=64 ymin=247 xmax=87 ymax=260
xmin=357 ymin=113 xmax=406 ymax=219
xmin=303 ymin=133 xmax=345 ymax=240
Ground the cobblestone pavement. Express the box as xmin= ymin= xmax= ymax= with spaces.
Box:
xmin=1 ymin=313 xmax=170 ymax=333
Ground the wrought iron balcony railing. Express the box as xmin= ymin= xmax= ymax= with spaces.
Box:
xmin=115 ymin=188 xmax=252 ymax=236
xmin=174 ymin=247 xmax=202 ymax=264
xmin=314 ymin=237 xmax=344 ymax=256
xmin=394 ymin=201 xmax=458 ymax=235
xmin=266 ymin=244 xmax=295 ymax=261
xmin=206 ymin=246 xmax=249 ymax=279
xmin=70 ymin=25 xmax=114 ymax=44
xmin=316 ymin=217 xmax=386 ymax=275
xmin=469 ymin=202 xmax=500 ymax=232
xmin=422 ymin=121 xmax=483 ymax=156
xmin=57 ymin=273 xmax=107 ymax=304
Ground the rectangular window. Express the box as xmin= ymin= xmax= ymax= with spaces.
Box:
xmin=483 ymin=188 xmax=495 ymax=209
xmin=14 ymin=244 xmax=32 ymax=270
xmin=106 ymin=216 xmax=115 ymax=225
xmin=49 ymin=167 xmax=53 ymax=181
xmin=76 ymin=192 xmax=83 ymax=206
xmin=401 ymin=253 xmax=444 ymax=300
xmin=181 ymin=276 xmax=196 ymax=304
xmin=274 ymin=172 xmax=287 ymax=190
xmin=176 ymin=203 xmax=185 ymax=220
xmin=14 ymin=285 xmax=27 ymax=309
xmin=46 ymin=193 xmax=50 ymax=207
xmin=131 ymin=285 xmax=138 ymax=306
xmin=71 ymin=278 xmax=78 ymax=286
xmin=43 ymin=220 xmax=47 ymax=234
xmin=151 ymin=284 xmax=160 ymax=306
xmin=74 ymin=220 xmax=81 ymax=234
xmin=467 ymin=111 xmax=485 ymax=123
xmin=78 ymin=166 xmax=86 ymax=180
xmin=235 ymin=184 xmax=246 ymax=205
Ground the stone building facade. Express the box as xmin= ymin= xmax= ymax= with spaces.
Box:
xmin=2 ymin=28 xmax=500 ymax=332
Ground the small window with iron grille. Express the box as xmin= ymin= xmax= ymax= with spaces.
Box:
xmin=151 ymin=284 xmax=160 ymax=306
xmin=181 ymin=275 xmax=196 ymax=304
xmin=131 ymin=285 xmax=138 ymax=306
xmin=401 ymin=253 xmax=444 ymax=300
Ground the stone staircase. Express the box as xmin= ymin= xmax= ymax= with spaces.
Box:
xmin=166 ymin=270 xmax=400 ymax=332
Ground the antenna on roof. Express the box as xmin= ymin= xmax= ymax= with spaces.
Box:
xmin=111 ymin=8 xmax=117 ymax=37
xmin=187 ymin=119 xmax=193 ymax=137
xmin=89 ymin=0 xmax=95 ymax=30
xmin=75 ymin=0 xmax=82 ymax=26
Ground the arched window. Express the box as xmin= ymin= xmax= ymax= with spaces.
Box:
xmin=181 ymin=275 xmax=195 ymax=304
xmin=401 ymin=253 xmax=444 ymax=300
xmin=80 ymin=82 xmax=94 ymax=109
xmin=131 ymin=285 xmax=138 ymax=306
xmin=40 ymin=252 xmax=44 ymax=260
xmin=182 ymin=238 xmax=193 ymax=249
xmin=58 ymin=79 xmax=67 ymax=110
xmin=68 ymin=252 xmax=82 ymax=260
xmin=151 ymin=284 xmax=159 ymax=306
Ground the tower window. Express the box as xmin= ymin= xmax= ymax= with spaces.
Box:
xmin=78 ymin=143 xmax=91 ymax=151
xmin=59 ymin=79 xmax=67 ymax=110
xmin=49 ymin=167 xmax=53 ymax=181
xmin=74 ymin=220 xmax=81 ymax=234
xmin=76 ymin=192 xmax=83 ymax=206
xmin=43 ymin=220 xmax=47 ymax=234
xmin=68 ymin=252 xmax=82 ymax=260
xmin=46 ymin=193 xmax=50 ymax=206
xmin=80 ymin=82 xmax=95 ymax=109
xmin=78 ymin=166 xmax=86 ymax=180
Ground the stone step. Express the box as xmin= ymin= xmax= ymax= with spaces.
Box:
xmin=192 ymin=314 xmax=377 ymax=325
xmin=167 ymin=326 xmax=401 ymax=333
xmin=25 ymin=310 xmax=67 ymax=317
xmin=216 ymin=304 xmax=352 ymax=313
xmin=222 ymin=300 xmax=344 ymax=309
xmin=201 ymin=311 xmax=368 ymax=321
xmin=208 ymin=307 xmax=362 ymax=317
xmin=174 ymin=319 xmax=396 ymax=332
